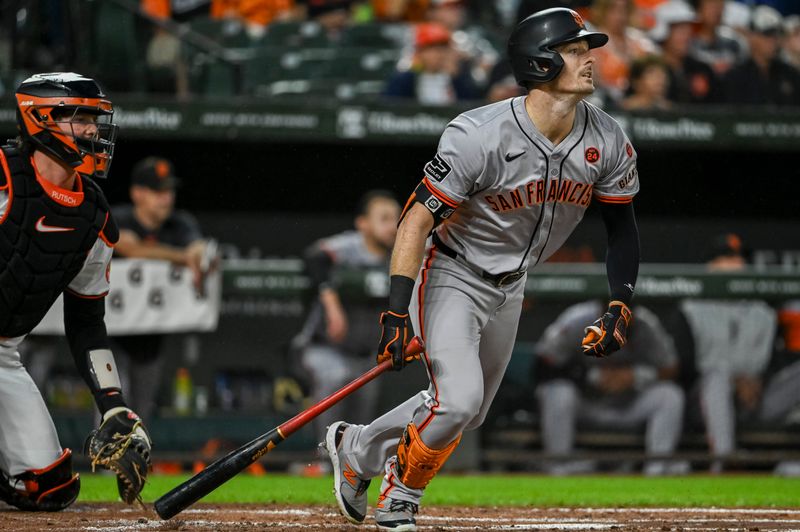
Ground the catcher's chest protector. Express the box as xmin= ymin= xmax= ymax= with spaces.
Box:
xmin=0 ymin=145 xmax=110 ymax=337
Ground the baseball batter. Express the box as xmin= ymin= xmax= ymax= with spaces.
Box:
xmin=324 ymin=9 xmax=641 ymax=531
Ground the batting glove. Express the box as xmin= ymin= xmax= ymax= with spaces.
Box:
xmin=581 ymin=301 xmax=632 ymax=358
xmin=377 ymin=311 xmax=418 ymax=370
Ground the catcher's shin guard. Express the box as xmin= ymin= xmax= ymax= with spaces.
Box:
xmin=395 ymin=423 xmax=460 ymax=490
xmin=0 ymin=449 xmax=80 ymax=511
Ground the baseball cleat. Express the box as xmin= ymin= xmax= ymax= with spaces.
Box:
xmin=375 ymin=497 xmax=418 ymax=531
xmin=323 ymin=421 xmax=371 ymax=524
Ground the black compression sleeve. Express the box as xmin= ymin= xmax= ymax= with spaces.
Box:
xmin=598 ymin=201 xmax=640 ymax=305
xmin=304 ymin=247 xmax=335 ymax=292
xmin=63 ymin=291 xmax=126 ymax=414
xmin=388 ymin=275 xmax=415 ymax=315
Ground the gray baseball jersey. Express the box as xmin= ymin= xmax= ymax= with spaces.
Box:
xmin=416 ymin=96 xmax=639 ymax=274
xmin=680 ymin=299 xmax=776 ymax=375
xmin=301 ymin=230 xmax=390 ymax=356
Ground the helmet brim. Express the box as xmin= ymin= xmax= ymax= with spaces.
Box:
xmin=559 ymin=30 xmax=609 ymax=49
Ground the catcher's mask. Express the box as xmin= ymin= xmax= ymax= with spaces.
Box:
xmin=15 ymin=72 xmax=118 ymax=179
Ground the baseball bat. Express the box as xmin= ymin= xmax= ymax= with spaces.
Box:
xmin=154 ymin=336 xmax=425 ymax=520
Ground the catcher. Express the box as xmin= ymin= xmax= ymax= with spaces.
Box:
xmin=0 ymin=73 xmax=151 ymax=511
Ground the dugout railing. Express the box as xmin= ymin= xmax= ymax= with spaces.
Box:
xmin=39 ymin=261 xmax=800 ymax=472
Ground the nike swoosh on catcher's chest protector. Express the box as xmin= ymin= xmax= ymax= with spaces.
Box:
xmin=35 ymin=216 xmax=74 ymax=233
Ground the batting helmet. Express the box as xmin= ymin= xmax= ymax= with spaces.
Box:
xmin=508 ymin=8 xmax=608 ymax=86
xmin=15 ymin=72 xmax=118 ymax=178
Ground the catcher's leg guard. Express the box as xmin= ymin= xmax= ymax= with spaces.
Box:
xmin=0 ymin=449 xmax=80 ymax=511
xmin=396 ymin=423 xmax=460 ymax=490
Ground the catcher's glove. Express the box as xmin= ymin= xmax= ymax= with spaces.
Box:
xmin=377 ymin=311 xmax=419 ymax=370
xmin=85 ymin=407 xmax=152 ymax=504
xmin=581 ymin=301 xmax=632 ymax=358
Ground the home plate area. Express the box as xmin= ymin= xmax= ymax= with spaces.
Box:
xmin=3 ymin=505 xmax=800 ymax=531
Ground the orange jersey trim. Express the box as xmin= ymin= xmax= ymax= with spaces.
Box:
xmin=422 ymin=178 xmax=460 ymax=209
xmin=0 ymin=150 xmax=13 ymax=225
xmin=65 ymin=287 xmax=108 ymax=300
xmin=593 ymin=193 xmax=634 ymax=205
xmin=97 ymin=212 xmax=116 ymax=248
xmin=31 ymin=157 xmax=85 ymax=207
xmin=416 ymin=246 xmax=440 ymax=434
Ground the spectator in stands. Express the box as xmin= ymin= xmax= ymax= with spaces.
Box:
xmin=620 ymin=54 xmax=672 ymax=109
xmin=689 ymin=0 xmax=747 ymax=76
xmin=293 ymin=190 xmax=400 ymax=475
xmin=536 ymin=301 xmax=685 ymax=476
xmin=112 ymin=157 xmax=216 ymax=420
xmin=723 ymin=5 xmax=800 ymax=106
xmin=650 ymin=0 xmax=722 ymax=104
xmin=679 ymin=234 xmax=800 ymax=475
xmin=370 ymin=0 xmax=429 ymax=22
xmin=384 ymin=22 xmax=480 ymax=104
xmin=782 ymin=15 xmax=800 ymax=69
xmin=589 ymin=0 xmax=658 ymax=104
xmin=304 ymin=0 xmax=354 ymax=41
xmin=424 ymin=0 xmax=500 ymax=91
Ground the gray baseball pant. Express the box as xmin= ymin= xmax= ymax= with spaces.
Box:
xmin=537 ymin=379 xmax=685 ymax=456
xmin=302 ymin=344 xmax=379 ymax=444
xmin=701 ymin=360 xmax=800 ymax=456
xmin=0 ymin=336 xmax=62 ymax=476
xmin=343 ymin=250 xmax=526 ymax=479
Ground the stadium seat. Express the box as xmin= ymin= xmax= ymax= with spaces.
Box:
xmin=316 ymin=48 xmax=401 ymax=81
xmin=245 ymin=48 xmax=338 ymax=95
xmin=92 ymin=1 xmax=146 ymax=92
xmin=258 ymin=21 xmax=331 ymax=47
xmin=340 ymin=23 xmax=408 ymax=48
xmin=186 ymin=16 xmax=252 ymax=49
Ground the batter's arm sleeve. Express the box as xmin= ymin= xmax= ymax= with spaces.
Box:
xmin=63 ymin=292 xmax=127 ymax=415
xmin=599 ymin=201 xmax=640 ymax=305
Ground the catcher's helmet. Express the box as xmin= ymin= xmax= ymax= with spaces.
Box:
xmin=15 ymin=73 xmax=118 ymax=178
xmin=508 ymin=8 xmax=608 ymax=87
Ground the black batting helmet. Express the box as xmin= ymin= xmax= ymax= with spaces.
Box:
xmin=508 ymin=8 xmax=608 ymax=86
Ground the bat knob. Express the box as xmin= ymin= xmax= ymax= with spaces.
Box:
xmin=405 ymin=336 xmax=425 ymax=356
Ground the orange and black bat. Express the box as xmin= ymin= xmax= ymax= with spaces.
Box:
xmin=154 ymin=336 xmax=425 ymax=520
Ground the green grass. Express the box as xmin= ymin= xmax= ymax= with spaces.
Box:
xmin=78 ymin=474 xmax=800 ymax=507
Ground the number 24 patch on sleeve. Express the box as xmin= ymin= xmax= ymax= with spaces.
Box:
xmin=424 ymin=154 xmax=452 ymax=182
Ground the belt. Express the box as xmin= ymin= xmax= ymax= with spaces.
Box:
xmin=431 ymin=232 xmax=526 ymax=288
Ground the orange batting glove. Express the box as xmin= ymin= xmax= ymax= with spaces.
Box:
xmin=377 ymin=311 xmax=419 ymax=370
xmin=581 ymin=301 xmax=632 ymax=358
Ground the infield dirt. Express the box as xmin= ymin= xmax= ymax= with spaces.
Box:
xmin=3 ymin=504 xmax=800 ymax=531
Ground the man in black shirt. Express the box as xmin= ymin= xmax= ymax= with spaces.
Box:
xmin=112 ymin=157 xmax=213 ymax=419
xmin=651 ymin=0 xmax=722 ymax=105
xmin=723 ymin=5 xmax=800 ymax=106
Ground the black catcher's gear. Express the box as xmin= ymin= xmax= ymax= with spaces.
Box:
xmin=0 ymin=449 xmax=80 ymax=511
xmin=508 ymin=8 xmax=608 ymax=86
xmin=15 ymin=72 xmax=118 ymax=178
xmin=0 ymin=145 xmax=118 ymax=338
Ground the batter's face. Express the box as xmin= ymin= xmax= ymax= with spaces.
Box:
xmin=131 ymin=185 xmax=175 ymax=226
xmin=551 ymin=39 xmax=596 ymax=95
xmin=357 ymin=197 xmax=401 ymax=250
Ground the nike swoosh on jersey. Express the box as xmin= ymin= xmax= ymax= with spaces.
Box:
xmin=504 ymin=151 xmax=524 ymax=162
xmin=35 ymin=216 xmax=74 ymax=233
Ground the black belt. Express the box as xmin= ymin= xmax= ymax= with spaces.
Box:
xmin=431 ymin=232 xmax=526 ymax=288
